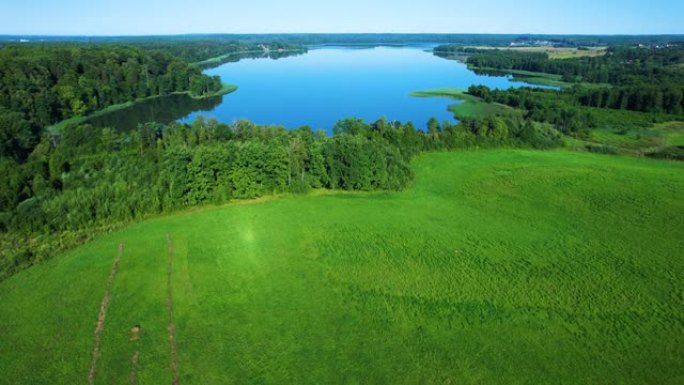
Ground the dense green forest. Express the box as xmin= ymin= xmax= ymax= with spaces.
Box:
xmin=435 ymin=45 xmax=684 ymax=114
xmin=0 ymin=45 xmax=224 ymax=161
xmin=131 ymin=40 xmax=306 ymax=63
xmin=0 ymin=40 xmax=308 ymax=163
xmin=433 ymin=45 xmax=684 ymax=143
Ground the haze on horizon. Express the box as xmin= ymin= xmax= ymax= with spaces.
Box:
xmin=1 ymin=0 xmax=682 ymax=36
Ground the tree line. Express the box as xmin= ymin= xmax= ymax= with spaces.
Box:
xmin=130 ymin=40 xmax=306 ymax=63
xmin=437 ymin=45 xmax=684 ymax=83
xmin=0 ymin=114 xmax=561 ymax=279
xmin=435 ymin=45 xmax=684 ymax=115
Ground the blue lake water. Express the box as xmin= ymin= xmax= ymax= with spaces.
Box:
xmin=88 ymin=46 xmax=542 ymax=133
xmin=179 ymin=47 xmax=534 ymax=132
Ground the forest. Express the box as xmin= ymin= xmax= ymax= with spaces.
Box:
xmin=130 ymin=40 xmax=306 ymax=63
xmin=0 ymin=40 xmax=309 ymax=163
xmin=0 ymin=45 xmax=223 ymax=161
xmin=433 ymin=45 xmax=684 ymax=137
xmin=436 ymin=45 xmax=684 ymax=113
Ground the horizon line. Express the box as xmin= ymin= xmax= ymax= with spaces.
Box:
xmin=2 ymin=32 xmax=684 ymax=38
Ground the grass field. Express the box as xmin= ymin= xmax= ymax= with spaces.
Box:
xmin=1 ymin=150 xmax=683 ymax=385
xmin=468 ymin=46 xmax=607 ymax=59
xmin=411 ymin=88 xmax=519 ymax=119
xmin=508 ymin=46 xmax=607 ymax=59
xmin=585 ymin=120 xmax=684 ymax=155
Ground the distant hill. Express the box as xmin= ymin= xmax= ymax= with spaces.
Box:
xmin=2 ymin=33 xmax=684 ymax=46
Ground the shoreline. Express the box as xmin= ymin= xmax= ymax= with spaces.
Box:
xmin=192 ymin=48 xmax=307 ymax=69
xmin=47 ymin=84 xmax=238 ymax=134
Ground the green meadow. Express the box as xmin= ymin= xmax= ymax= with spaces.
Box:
xmin=411 ymin=88 xmax=518 ymax=119
xmin=1 ymin=149 xmax=683 ymax=385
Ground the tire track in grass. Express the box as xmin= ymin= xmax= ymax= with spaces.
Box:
xmin=130 ymin=350 xmax=139 ymax=385
xmin=88 ymin=243 xmax=125 ymax=385
xmin=130 ymin=325 xmax=141 ymax=385
xmin=166 ymin=234 xmax=180 ymax=385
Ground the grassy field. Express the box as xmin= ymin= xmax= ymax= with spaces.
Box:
xmin=1 ymin=150 xmax=683 ymax=385
xmin=508 ymin=46 xmax=607 ymax=59
xmin=468 ymin=46 xmax=607 ymax=59
xmin=584 ymin=119 xmax=684 ymax=154
xmin=411 ymin=88 xmax=519 ymax=119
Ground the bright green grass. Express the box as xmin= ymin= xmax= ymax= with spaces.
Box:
xmin=587 ymin=120 xmax=684 ymax=154
xmin=663 ymin=121 xmax=684 ymax=145
xmin=411 ymin=88 xmax=519 ymax=119
xmin=1 ymin=150 xmax=683 ymax=385
xmin=669 ymin=135 xmax=684 ymax=145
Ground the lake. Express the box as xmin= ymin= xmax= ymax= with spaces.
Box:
xmin=90 ymin=46 xmax=541 ymax=133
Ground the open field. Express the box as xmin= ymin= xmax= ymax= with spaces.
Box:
xmin=509 ymin=46 xmax=607 ymax=59
xmin=582 ymin=118 xmax=684 ymax=154
xmin=411 ymin=88 xmax=519 ymax=119
xmin=1 ymin=149 xmax=683 ymax=384
xmin=467 ymin=46 xmax=608 ymax=59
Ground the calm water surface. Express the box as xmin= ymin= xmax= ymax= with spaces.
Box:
xmin=91 ymin=47 xmax=539 ymax=133
xmin=181 ymin=47 xmax=532 ymax=132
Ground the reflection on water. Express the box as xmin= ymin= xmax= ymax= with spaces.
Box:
xmin=182 ymin=47 xmax=549 ymax=133
xmin=86 ymin=47 xmax=552 ymax=134
xmin=196 ymin=49 xmax=308 ymax=70
xmin=86 ymin=93 xmax=223 ymax=132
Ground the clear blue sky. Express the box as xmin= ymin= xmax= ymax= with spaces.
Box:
xmin=1 ymin=0 xmax=682 ymax=35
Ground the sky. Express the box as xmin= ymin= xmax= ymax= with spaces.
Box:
xmin=1 ymin=0 xmax=682 ymax=36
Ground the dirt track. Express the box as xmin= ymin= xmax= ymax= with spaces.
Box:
xmin=87 ymin=243 xmax=125 ymax=385
xmin=166 ymin=234 xmax=180 ymax=385
xmin=130 ymin=350 xmax=139 ymax=385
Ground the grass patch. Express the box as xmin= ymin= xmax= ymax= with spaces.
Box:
xmin=467 ymin=46 xmax=607 ymax=60
xmin=1 ymin=150 xmax=683 ymax=384
xmin=47 ymin=102 xmax=135 ymax=134
xmin=661 ymin=121 xmax=684 ymax=145
xmin=509 ymin=46 xmax=607 ymax=59
xmin=188 ymin=83 xmax=238 ymax=100
xmin=411 ymin=88 xmax=519 ymax=119
xmin=583 ymin=114 xmax=684 ymax=154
